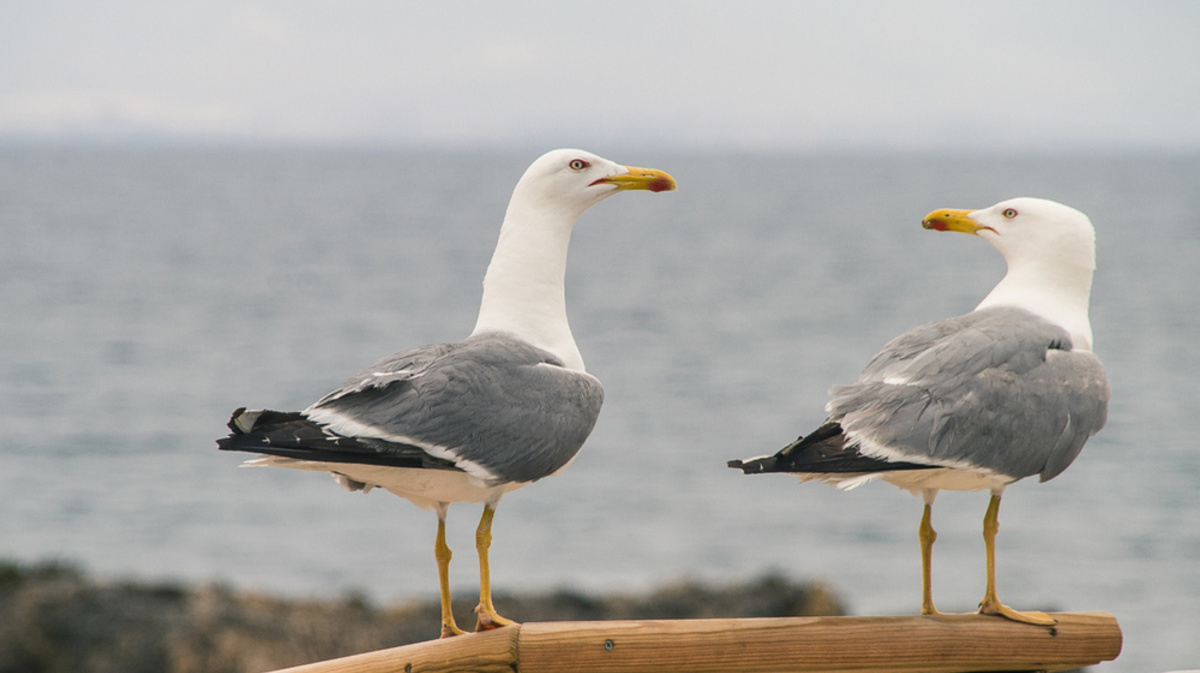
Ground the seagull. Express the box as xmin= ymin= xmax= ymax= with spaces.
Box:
xmin=729 ymin=197 xmax=1110 ymax=626
xmin=218 ymin=149 xmax=676 ymax=637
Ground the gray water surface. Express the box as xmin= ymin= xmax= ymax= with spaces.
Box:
xmin=2 ymin=148 xmax=1197 ymax=671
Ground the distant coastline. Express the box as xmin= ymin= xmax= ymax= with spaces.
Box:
xmin=0 ymin=559 xmax=844 ymax=673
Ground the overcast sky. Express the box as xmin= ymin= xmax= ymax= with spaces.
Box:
xmin=2 ymin=1 xmax=1198 ymax=151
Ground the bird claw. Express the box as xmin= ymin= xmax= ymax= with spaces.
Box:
xmin=978 ymin=601 xmax=1057 ymax=626
xmin=474 ymin=607 xmax=518 ymax=631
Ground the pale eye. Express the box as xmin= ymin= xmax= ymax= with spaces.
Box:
xmin=568 ymin=159 xmax=590 ymax=171
xmin=1002 ymin=208 xmax=1018 ymax=219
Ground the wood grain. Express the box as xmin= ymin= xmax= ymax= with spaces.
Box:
xmin=518 ymin=612 xmax=1121 ymax=673
xmin=265 ymin=612 xmax=1121 ymax=673
xmin=265 ymin=626 xmax=518 ymax=673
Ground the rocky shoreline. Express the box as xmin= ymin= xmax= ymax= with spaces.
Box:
xmin=0 ymin=561 xmax=844 ymax=673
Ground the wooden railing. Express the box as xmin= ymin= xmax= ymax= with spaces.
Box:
xmin=266 ymin=611 xmax=1121 ymax=673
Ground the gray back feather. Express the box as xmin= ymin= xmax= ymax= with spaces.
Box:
xmin=307 ymin=333 xmax=604 ymax=485
xmin=829 ymin=307 xmax=1110 ymax=482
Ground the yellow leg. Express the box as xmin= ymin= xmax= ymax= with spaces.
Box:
xmin=977 ymin=493 xmax=1056 ymax=626
xmin=435 ymin=511 xmax=466 ymax=638
xmin=474 ymin=504 xmax=518 ymax=631
xmin=919 ymin=501 xmax=941 ymax=615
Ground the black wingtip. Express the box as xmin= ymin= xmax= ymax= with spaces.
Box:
xmin=217 ymin=408 xmax=304 ymax=451
xmin=727 ymin=456 xmax=778 ymax=474
xmin=728 ymin=422 xmax=932 ymax=475
xmin=226 ymin=407 xmax=249 ymax=434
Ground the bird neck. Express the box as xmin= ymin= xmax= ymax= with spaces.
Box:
xmin=471 ymin=201 xmax=586 ymax=371
xmin=976 ymin=254 xmax=1096 ymax=351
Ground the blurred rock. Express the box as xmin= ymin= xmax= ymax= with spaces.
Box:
xmin=0 ymin=560 xmax=844 ymax=673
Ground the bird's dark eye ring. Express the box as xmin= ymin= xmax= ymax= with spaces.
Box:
xmin=569 ymin=159 xmax=590 ymax=171
xmin=1002 ymin=208 xmax=1018 ymax=219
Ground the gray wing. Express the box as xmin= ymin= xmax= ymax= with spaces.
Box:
xmin=829 ymin=306 xmax=1110 ymax=482
xmin=304 ymin=333 xmax=604 ymax=485
xmin=309 ymin=341 xmax=458 ymax=407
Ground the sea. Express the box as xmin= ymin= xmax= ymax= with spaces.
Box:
xmin=1 ymin=147 xmax=1197 ymax=672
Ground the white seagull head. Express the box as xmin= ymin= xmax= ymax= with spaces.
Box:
xmin=922 ymin=197 xmax=1098 ymax=351
xmin=473 ymin=149 xmax=676 ymax=371
xmin=508 ymin=148 xmax=677 ymax=219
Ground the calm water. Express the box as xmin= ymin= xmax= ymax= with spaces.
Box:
xmin=1 ymin=148 xmax=1198 ymax=671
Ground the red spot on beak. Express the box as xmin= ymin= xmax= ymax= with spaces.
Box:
xmin=646 ymin=177 xmax=672 ymax=193
xmin=922 ymin=218 xmax=948 ymax=231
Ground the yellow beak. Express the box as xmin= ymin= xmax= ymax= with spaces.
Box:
xmin=921 ymin=208 xmax=996 ymax=235
xmin=593 ymin=166 xmax=677 ymax=193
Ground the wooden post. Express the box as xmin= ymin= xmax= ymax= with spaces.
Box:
xmin=266 ymin=612 xmax=1121 ymax=673
xmin=265 ymin=627 xmax=518 ymax=673
xmin=518 ymin=612 xmax=1121 ymax=673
